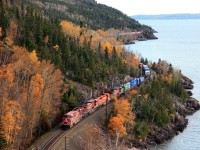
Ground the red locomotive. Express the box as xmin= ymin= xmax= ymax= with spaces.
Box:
xmin=83 ymin=99 xmax=97 ymax=115
xmin=61 ymin=107 xmax=84 ymax=128
xmin=96 ymin=93 xmax=110 ymax=106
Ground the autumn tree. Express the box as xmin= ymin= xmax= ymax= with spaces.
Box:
xmin=108 ymin=114 xmax=126 ymax=149
xmin=27 ymin=74 xmax=44 ymax=139
xmin=0 ymin=27 xmax=2 ymax=38
xmin=2 ymin=100 xmax=24 ymax=148
xmin=60 ymin=21 xmax=123 ymax=57
xmin=0 ymin=45 xmax=64 ymax=149
xmin=114 ymin=97 xmax=135 ymax=129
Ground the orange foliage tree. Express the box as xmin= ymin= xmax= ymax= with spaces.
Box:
xmin=0 ymin=27 xmax=2 ymax=37
xmin=114 ymin=97 xmax=135 ymax=128
xmin=108 ymin=114 xmax=127 ymax=149
xmin=60 ymin=21 xmax=123 ymax=56
xmin=0 ymin=44 xmax=64 ymax=149
xmin=108 ymin=97 xmax=135 ymax=149
xmin=2 ymin=100 xmax=24 ymax=146
xmin=108 ymin=114 xmax=126 ymax=137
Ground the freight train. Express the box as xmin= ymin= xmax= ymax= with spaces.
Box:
xmin=61 ymin=68 xmax=148 ymax=129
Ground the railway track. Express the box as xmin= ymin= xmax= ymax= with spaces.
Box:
xmin=40 ymin=130 xmax=67 ymax=150
xmin=37 ymin=104 xmax=109 ymax=150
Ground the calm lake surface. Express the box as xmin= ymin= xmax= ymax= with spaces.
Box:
xmin=126 ymin=19 xmax=200 ymax=150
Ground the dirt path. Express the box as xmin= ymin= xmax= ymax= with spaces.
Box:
xmin=29 ymin=104 xmax=112 ymax=150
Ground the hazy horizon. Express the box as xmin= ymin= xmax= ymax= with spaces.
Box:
xmin=132 ymin=13 xmax=200 ymax=16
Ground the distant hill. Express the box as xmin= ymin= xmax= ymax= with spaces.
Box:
xmin=132 ymin=13 xmax=200 ymax=20
xmin=24 ymin=0 xmax=152 ymax=32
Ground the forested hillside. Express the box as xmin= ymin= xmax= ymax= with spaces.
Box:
xmin=0 ymin=0 xmax=141 ymax=149
xmin=22 ymin=0 xmax=155 ymax=38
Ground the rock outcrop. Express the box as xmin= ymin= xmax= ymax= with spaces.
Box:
xmin=182 ymin=75 xmax=194 ymax=90
xmin=132 ymin=96 xmax=200 ymax=149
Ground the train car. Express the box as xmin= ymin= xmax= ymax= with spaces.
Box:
xmin=139 ymin=63 xmax=151 ymax=76
xmin=96 ymin=93 xmax=109 ymax=106
xmin=120 ymin=82 xmax=130 ymax=94
xmin=143 ymin=65 xmax=151 ymax=76
xmin=61 ymin=108 xmax=83 ymax=129
xmin=73 ymin=106 xmax=85 ymax=114
xmin=139 ymin=77 xmax=145 ymax=83
xmin=137 ymin=78 xmax=141 ymax=85
xmin=124 ymin=82 xmax=130 ymax=92
xmin=129 ymin=79 xmax=138 ymax=88
xmin=104 ymin=93 xmax=111 ymax=101
xmin=119 ymin=85 xmax=124 ymax=94
xmin=113 ymin=87 xmax=121 ymax=96
xmin=120 ymin=85 xmax=126 ymax=94
xmin=83 ymin=99 xmax=97 ymax=115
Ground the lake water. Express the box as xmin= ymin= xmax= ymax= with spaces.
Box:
xmin=126 ymin=19 xmax=200 ymax=150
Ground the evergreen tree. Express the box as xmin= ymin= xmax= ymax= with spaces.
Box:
xmin=0 ymin=120 xmax=7 ymax=149
xmin=0 ymin=0 xmax=9 ymax=39
xmin=144 ymin=58 xmax=148 ymax=65
xmin=98 ymin=42 xmax=102 ymax=58
xmin=111 ymin=47 xmax=117 ymax=64
xmin=140 ymin=57 xmax=145 ymax=64
xmin=104 ymin=47 xmax=109 ymax=65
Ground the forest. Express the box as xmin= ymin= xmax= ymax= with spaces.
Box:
xmin=0 ymin=0 xmax=140 ymax=149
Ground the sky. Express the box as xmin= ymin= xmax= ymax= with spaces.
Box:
xmin=96 ymin=0 xmax=200 ymax=16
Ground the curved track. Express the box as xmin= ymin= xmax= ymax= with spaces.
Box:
xmin=39 ymin=104 xmax=110 ymax=150
xmin=41 ymin=130 xmax=67 ymax=150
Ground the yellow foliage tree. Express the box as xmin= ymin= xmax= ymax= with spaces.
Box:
xmin=29 ymin=50 xmax=39 ymax=65
xmin=0 ymin=64 xmax=14 ymax=87
xmin=133 ymin=54 xmax=139 ymax=67
xmin=60 ymin=21 xmax=82 ymax=38
xmin=103 ymin=41 xmax=113 ymax=53
xmin=53 ymin=44 xmax=59 ymax=51
xmin=114 ymin=98 xmax=135 ymax=126
xmin=60 ymin=20 xmax=123 ymax=57
xmin=2 ymin=100 xmax=24 ymax=145
xmin=108 ymin=114 xmax=126 ymax=137
xmin=0 ymin=45 xmax=64 ymax=149
xmin=108 ymin=114 xmax=127 ymax=149
xmin=30 ymin=74 xmax=44 ymax=97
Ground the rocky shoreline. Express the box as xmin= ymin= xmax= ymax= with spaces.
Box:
xmin=131 ymin=76 xmax=200 ymax=149
xmin=133 ymin=97 xmax=200 ymax=150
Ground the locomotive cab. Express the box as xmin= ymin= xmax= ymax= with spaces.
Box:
xmin=61 ymin=114 xmax=72 ymax=129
